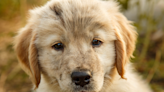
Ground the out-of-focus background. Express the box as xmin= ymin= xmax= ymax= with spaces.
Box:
xmin=0 ymin=0 xmax=163 ymax=92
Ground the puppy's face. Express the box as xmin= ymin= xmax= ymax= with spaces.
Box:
xmin=37 ymin=28 xmax=116 ymax=92
xmin=14 ymin=0 xmax=137 ymax=92
xmin=36 ymin=17 xmax=116 ymax=92
xmin=35 ymin=2 xmax=116 ymax=91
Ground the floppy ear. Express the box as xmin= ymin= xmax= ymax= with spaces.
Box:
xmin=101 ymin=0 xmax=137 ymax=78
xmin=14 ymin=25 xmax=40 ymax=88
xmin=114 ymin=13 xmax=137 ymax=79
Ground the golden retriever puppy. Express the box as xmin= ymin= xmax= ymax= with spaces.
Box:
xmin=14 ymin=0 xmax=152 ymax=92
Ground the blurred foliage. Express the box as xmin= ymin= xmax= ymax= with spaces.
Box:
xmin=0 ymin=0 xmax=47 ymax=20
xmin=0 ymin=0 xmax=164 ymax=92
xmin=117 ymin=0 xmax=129 ymax=10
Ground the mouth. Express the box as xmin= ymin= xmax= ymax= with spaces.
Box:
xmin=74 ymin=88 xmax=92 ymax=92
xmin=78 ymin=90 xmax=94 ymax=92
xmin=72 ymin=87 xmax=94 ymax=92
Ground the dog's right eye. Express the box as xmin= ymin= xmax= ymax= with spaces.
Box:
xmin=52 ymin=43 xmax=64 ymax=51
xmin=92 ymin=39 xmax=102 ymax=47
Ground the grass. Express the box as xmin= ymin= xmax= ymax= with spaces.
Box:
xmin=0 ymin=0 xmax=164 ymax=92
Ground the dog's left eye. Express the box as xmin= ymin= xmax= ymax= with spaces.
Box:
xmin=92 ymin=39 xmax=102 ymax=47
xmin=52 ymin=43 xmax=64 ymax=51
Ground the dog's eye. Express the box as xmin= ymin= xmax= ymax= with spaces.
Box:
xmin=92 ymin=39 xmax=102 ymax=47
xmin=52 ymin=43 xmax=64 ymax=50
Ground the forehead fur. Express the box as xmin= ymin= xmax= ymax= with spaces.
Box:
xmin=28 ymin=0 xmax=119 ymax=31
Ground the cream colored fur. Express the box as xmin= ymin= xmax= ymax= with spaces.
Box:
xmin=14 ymin=0 xmax=152 ymax=92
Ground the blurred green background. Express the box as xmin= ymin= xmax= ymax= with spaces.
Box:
xmin=0 ymin=0 xmax=163 ymax=92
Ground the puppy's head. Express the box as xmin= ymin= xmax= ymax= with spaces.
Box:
xmin=14 ymin=0 xmax=137 ymax=92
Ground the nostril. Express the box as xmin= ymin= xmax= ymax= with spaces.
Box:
xmin=71 ymin=71 xmax=91 ymax=87
xmin=84 ymin=76 xmax=90 ymax=83
xmin=73 ymin=78 xmax=80 ymax=85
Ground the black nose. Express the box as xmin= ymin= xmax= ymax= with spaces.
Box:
xmin=71 ymin=71 xmax=91 ymax=87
